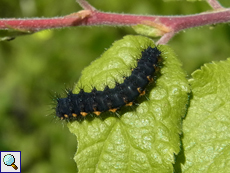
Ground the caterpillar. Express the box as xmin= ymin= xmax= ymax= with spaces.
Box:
xmin=55 ymin=45 xmax=161 ymax=121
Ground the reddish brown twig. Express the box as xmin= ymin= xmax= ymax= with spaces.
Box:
xmin=0 ymin=0 xmax=229 ymax=44
xmin=206 ymin=0 xmax=223 ymax=9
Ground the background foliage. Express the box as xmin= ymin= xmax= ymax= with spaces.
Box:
xmin=0 ymin=0 xmax=230 ymax=172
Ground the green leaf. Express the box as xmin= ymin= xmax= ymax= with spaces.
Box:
xmin=68 ymin=35 xmax=190 ymax=173
xmin=175 ymin=59 xmax=230 ymax=173
xmin=0 ymin=28 xmax=34 ymax=41
xmin=132 ymin=24 xmax=165 ymax=38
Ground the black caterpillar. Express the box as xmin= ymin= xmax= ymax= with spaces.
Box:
xmin=56 ymin=46 xmax=161 ymax=120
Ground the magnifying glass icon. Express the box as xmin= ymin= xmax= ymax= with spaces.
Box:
xmin=3 ymin=154 xmax=18 ymax=170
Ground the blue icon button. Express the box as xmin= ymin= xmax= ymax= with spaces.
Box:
xmin=3 ymin=154 xmax=18 ymax=170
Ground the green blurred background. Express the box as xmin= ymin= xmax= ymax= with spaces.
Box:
xmin=0 ymin=0 xmax=230 ymax=172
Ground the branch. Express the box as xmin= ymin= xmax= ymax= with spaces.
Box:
xmin=0 ymin=10 xmax=91 ymax=32
xmin=206 ymin=0 xmax=223 ymax=10
xmin=0 ymin=0 xmax=230 ymax=44
xmin=1 ymin=10 xmax=230 ymax=32
xmin=156 ymin=32 xmax=175 ymax=45
xmin=76 ymin=0 xmax=96 ymax=11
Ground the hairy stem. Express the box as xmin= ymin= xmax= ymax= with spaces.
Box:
xmin=0 ymin=0 xmax=229 ymax=44
xmin=1 ymin=10 xmax=229 ymax=32
xmin=76 ymin=0 xmax=96 ymax=11
xmin=206 ymin=0 xmax=223 ymax=9
xmin=156 ymin=32 xmax=175 ymax=45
